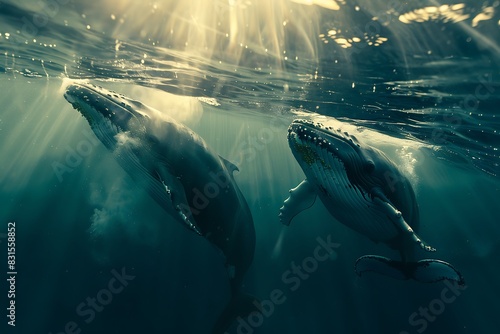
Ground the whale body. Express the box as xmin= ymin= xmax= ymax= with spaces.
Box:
xmin=281 ymin=119 xmax=464 ymax=285
xmin=64 ymin=82 xmax=257 ymax=333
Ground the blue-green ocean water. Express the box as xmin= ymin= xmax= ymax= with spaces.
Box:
xmin=1 ymin=1 xmax=499 ymax=334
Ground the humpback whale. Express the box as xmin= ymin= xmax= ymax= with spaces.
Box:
xmin=281 ymin=119 xmax=464 ymax=285
xmin=64 ymin=82 xmax=257 ymax=333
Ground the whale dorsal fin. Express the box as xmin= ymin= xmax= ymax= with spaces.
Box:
xmin=219 ymin=156 xmax=239 ymax=174
xmin=279 ymin=179 xmax=317 ymax=226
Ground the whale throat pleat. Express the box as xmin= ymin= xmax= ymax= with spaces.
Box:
xmin=114 ymin=146 xmax=172 ymax=211
xmin=314 ymin=147 xmax=398 ymax=242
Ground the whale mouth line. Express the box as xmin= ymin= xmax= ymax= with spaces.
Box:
xmin=287 ymin=119 xmax=361 ymax=161
xmin=64 ymin=82 xmax=144 ymax=150
xmin=64 ymin=83 xmax=138 ymax=116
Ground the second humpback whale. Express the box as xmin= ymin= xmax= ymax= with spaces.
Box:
xmin=281 ymin=119 xmax=464 ymax=285
xmin=64 ymin=82 xmax=257 ymax=333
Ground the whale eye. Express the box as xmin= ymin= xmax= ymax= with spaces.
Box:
xmin=365 ymin=161 xmax=375 ymax=173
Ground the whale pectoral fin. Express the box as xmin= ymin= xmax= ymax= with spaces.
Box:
xmin=155 ymin=166 xmax=202 ymax=236
xmin=371 ymin=188 xmax=435 ymax=252
xmin=279 ymin=179 xmax=317 ymax=226
xmin=355 ymin=255 xmax=465 ymax=285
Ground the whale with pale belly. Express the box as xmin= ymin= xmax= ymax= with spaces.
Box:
xmin=281 ymin=119 xmax=464 ymax=285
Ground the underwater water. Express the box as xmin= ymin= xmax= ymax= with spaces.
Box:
xmin=1 ymin=0 xmax=499 ymax=333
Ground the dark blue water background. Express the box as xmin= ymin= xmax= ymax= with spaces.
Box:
xmin=1 ymin=1 xmax=499 ymax=333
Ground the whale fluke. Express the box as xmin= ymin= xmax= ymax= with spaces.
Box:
xmin=355 ymin=255 xmax=465 ymax=285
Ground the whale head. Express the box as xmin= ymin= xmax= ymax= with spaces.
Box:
xmin=64 ymin=83 xmax=150 ymax=150
xmin=288 ymin=119 xmax=386 ymax=189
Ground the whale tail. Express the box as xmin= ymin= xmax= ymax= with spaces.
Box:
xmin=355 ymin=255 xmax=465 ymax=285
xmin=211 ymin=292 xmax=260 ymax=334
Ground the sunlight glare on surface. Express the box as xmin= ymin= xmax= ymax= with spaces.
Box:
xmin=84 ymin=0 xmax=337 ymax=67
